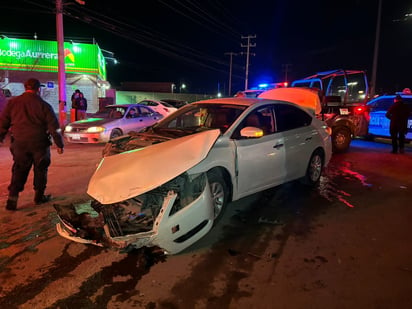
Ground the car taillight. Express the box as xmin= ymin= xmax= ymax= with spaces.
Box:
xmin=354 ymin=105 xmax=366 ymax=114
xmin=354 ymin=105 xmax=370 ymax=122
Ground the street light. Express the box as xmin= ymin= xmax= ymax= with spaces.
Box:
xmin=180 ymin=83 xmax=186 ymax=93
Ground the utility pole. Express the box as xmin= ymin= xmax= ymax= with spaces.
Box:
xmin=281 ymin=63 xmax=292 ymax=83
xmin=241 ymin=35 xmax=256 ymax=90
xmin=224 ymin=52 xmax=237 ymax=96
xmin=56 ymin=0 xmax=66 ymax=128
xmin=371 ymin=0 xmax=382 ymax=97
xmin=56 ymin=0 xmax=85 ymax=128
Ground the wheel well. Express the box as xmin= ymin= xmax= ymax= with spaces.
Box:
xmin=207 ymin=167 xmax=233 ymax=202
xmin=332 ymin=121 xmax=355 ymax=136
xmin=111 ymin=128 xmax=123 ymax=135
xmin=314 ymin=147 xmax=325 ymax=163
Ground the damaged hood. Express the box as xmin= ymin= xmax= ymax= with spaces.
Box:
xmin=69 ymin=117 xmax=114 ymax=127
xmin=87 ymin=129 xmax=221 ymax=204
xmin=258 ymin=87 xmax=321 ymax=114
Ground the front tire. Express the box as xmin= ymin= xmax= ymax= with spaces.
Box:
xmin=110 ymin=129 xmax=122 ymax=139
xmin=207 ymin=170 xmax=228 ymax=222
xmin=301 ymin=150 xmax=324 ymax=186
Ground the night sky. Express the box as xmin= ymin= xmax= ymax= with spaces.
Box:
xmin=1 ymin=0 xmax=411 ymax=95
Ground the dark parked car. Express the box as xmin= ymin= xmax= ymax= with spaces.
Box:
xmin=160 ymin=99 xmax=189 ymax=109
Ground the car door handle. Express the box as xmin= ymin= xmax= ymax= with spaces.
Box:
xmin=273 ymin=143 xmax=284 ymax=149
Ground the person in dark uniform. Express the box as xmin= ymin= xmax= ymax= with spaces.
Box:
xmin=385 ymin=94 xmax=410 ymax=154
xmin=0 ymin=78 xmax=64 ymax=210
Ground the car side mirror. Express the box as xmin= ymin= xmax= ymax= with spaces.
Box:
xmin=240 ymin=126 xmax=264 ymax=138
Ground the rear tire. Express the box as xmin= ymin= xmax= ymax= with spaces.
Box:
xmin=301 ymin=150 xmax=324 ymax=186
xmin=207 ymin=170 xmax=228 ymax=222
xmin=332 ymin=127 xmax=351 ymax=153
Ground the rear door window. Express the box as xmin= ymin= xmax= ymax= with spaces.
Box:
xmin=274 ymin=104 xmax=312 ymax=132
xmin=370 ymin=98 xmax=394 ymax=112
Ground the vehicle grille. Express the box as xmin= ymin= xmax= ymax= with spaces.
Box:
xmin=70 ymin=127 xmax=88 ymax=133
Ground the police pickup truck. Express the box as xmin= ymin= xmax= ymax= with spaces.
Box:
xmin=290 ymin=69 xmax=370 ymax=153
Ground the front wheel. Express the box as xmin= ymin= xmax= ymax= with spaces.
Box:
xmin=300 ymin=150 xmax=324 ymax=186
xmin=207 ymin=170 xmax=228 ymax=222
xmin=110 ymin=128 xmax=123 ymax=140
xmin=332 ymin=127 xmax=351 ymax=153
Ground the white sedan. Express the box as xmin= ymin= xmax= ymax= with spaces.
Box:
xmin=64 ymin=103 xmax=163 ymax=143
xmin=54 ymin=89 xmax=332 ymax=254
xmin=138 ymin=99 xmax=178 ymax=116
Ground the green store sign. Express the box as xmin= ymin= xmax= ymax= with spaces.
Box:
xmin=0 ymin=38 xmax=106 ymax=80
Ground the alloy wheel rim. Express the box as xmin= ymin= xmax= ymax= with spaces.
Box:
xmin=210 ymin=182 xmax=224 ymax=219
xmin=310 ymin=155 xmax=322 ymax=182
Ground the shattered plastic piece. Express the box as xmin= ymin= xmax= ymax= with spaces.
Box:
xmin=258 ymin=217 xmax=283 ymax=225
xmin=247 ymin=252 xmax=261 ymax=259
xmin=75 ymin=201 xmax=100 ymax=217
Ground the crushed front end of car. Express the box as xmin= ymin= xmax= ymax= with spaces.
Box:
xmin=54 ymin=130 xmax=221 ymax=254
xmin=54 ymin=171 xmax=214 ymax=254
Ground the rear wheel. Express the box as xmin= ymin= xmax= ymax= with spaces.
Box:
xmin=332 ymin=127 xmax=351 ymax=153
xmin=207 ymin=170 xmax=228 ymax=222
xmin=301 ymin=150 xmax=324 ymax=186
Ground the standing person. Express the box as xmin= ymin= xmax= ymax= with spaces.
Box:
xmin=71 ymin=89 xmax=81 ymax=121
xmin=0 ymin=90 xmax=7 ymax=115
xmin=385 ymin=94 xmax=410 ymax=154
xmin=0 ymin=78 xmax=64 ymax=211
xmin=77 ymin=92 xmax=88 ymax=120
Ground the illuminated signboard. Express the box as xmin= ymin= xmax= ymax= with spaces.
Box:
xmin=0 ymin=38 xmax=106 ymax=80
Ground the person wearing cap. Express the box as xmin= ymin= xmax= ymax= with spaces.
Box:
xmin=385 ymin=94 xmax=410 ymax=154
xmin=0 ymin=78 xmax=64 ymax=210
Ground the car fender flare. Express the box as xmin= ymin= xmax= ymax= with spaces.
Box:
xmin=331 ymin=117 xmax=355 ymax=135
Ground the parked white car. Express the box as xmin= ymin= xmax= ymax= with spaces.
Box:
xmin=138 ymin=99 xmax=178 ymax=116
xmin=54 ymin=89 xmax=332 ymax=254
xmin=64 ymin=104 xmax=163 ymax=143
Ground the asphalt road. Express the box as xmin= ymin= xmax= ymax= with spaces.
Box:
xmin=0 ymin=138 xmax=412 ymax=309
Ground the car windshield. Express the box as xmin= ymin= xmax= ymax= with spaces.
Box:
xmin=148 ymin=103 xmax=246 ymax=137
xmin=94 ymin=106 xmax=127 ymax=119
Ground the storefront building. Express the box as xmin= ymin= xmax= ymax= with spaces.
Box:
xmin=0 ymin=37 xmax=108 ymax=115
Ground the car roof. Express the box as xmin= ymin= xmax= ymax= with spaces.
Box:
xmin=367 ymin=94 xmax=412 ymax=104
xmin=106 ymin=103 xmax=147 ymax=108
xmin=191 ymin=96 xmax=320 ymax=113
